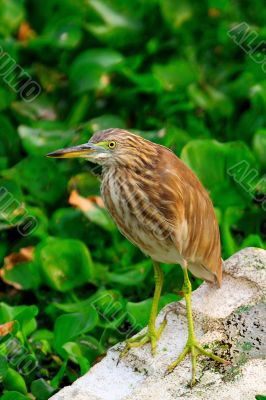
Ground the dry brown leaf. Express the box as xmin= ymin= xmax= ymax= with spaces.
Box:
xmin=3 ymin=246 xmax=35 ymax=271
xmin=0 ymin=246 xmax=35 ymax=290
xmin=69 ymin=190 xmax=104 ymax=212
xmin=0 ymin=321 xmax=15 ymax=336
xmin=17 ymin=21 xmax=36 ymax=42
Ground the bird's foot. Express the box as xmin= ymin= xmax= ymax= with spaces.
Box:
xmin=166 ymin=337 xmax=229 ymax=386
xmin=118 ymin=318 xmax=167 ymax=364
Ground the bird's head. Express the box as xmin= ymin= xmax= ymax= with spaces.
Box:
xmin=47 ymin=128 xmax=156 ymax=168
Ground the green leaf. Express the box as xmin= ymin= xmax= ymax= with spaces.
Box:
xmin=76 ymin=335 xmax=102 ymax=363
xmin=0 ymin=116 xmax=21 ymax=164
xmin=2 ymin=157 xmax=67 ymax=205
xmin=160 ymin=0 xmax=193 ymax=30
xmin=0 ymin=354 xmax=8 ymax=381
xmin=241 ymin=234 xmax=265 ymax=249
xmin=18 ymin=125 xmax=74 ymax=156
xmin=2 ymin=261 xmax=41 ymax=290
xmin=127 ymin=293 xmax=178 ymax=329
xmin=181 ymin=140 xmax=258 ymax=209
xmin=153 ymin=59 xmax=197 ymax=91
xmin=2 ymin=368 xmax=27 ymax=394
xmin=0 ymin=179 xmax=24 ymax=230
xmin=86 ymin=114 xmax=125 ymax=132
xmin=106 ymin=260 xmax=152 ymax=286
xmin=31 ymin=379 xmax=56 ymax=400
xmin=253 ymin=129 xmax=266 ymax=169
xmin=69 ymin=49 xmax=123 ymax=94
xmin=43 ymin=16 xmax=83 ymax=49
xmin=221 ymin=206 xmax=244 ymax=257
xmin=0 ymin=0 xmax=25 ymax=37
xmin=1 ymin=392 xmax=29 ymax=400
xmin=0 ymin=303 xmax=38 ymax=336
xmin=86 ymin=0 xmax=140 ymax=47
xmin=52 ymin=297 xmax=93 ymax=313
xmin=36 ymin=237 xmax=95 ymax=292
xmin=0 ymin=87 xmax=15 ymax=111
xmin=89 ymin=289 xmax=127 ymax=328
xmin=54 ymin=308 xmax=98 ymax=353
xmin=62 ymin=342 xmax=90 ymax=374
xmin=68 ymin=173 xmax=100 ymax=197
xmin=50 ymin=208 xmax=89 ymax=240
xmin=82 ymin=205 xmax=116 ymax=232
xmin=72 ymin=49 xmax=124 ymax=69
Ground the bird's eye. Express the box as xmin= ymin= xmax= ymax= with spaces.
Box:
xmin=108 ymin=141 xmax=116 ymax=149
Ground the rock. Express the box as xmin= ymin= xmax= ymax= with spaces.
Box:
xmin=50 ymin=248 xmax=266 ymax=400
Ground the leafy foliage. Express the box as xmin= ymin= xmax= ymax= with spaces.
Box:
xmin=0 ymin=0 xmax=265 ymax=398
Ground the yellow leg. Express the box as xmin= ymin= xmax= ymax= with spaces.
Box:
xmin=119 ymin=261 xmax=166 ymax=360
xmin=166 ymin=265 xmax=228 ymax=386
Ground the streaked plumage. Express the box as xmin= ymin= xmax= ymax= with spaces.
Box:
xmin=90 ymin=128 xmax=222 ymax=286
xmin=47 ymin=127 xmax=227 ymax=385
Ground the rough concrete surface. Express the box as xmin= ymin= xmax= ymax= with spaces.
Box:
xmin=50 ymin=247 xmax=266 ymax=400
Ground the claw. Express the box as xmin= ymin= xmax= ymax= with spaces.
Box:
xmin=117 ymin=320 xmax=167 ymax=365
xmin=166 ymin=339 xmax=229 ymax=386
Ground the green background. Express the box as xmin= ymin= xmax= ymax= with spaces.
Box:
xmin=0 ymin=0 xmax=265 ymax=398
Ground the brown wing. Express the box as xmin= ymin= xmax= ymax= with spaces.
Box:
xmin=156 ymin=146 xmax=222 ymax=286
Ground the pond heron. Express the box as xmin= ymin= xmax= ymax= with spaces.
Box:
xmin=47 ymin=128 xmax=228 ymax=385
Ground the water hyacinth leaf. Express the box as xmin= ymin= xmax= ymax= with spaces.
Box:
xmin=76 ymin=335 xmax=103 ymax=363
xmin=87 ymin=114 xmax=125 ymax=132
xmin=2 ymin=157 xmax=67 ymax=205
xmin=0 ymin=0 xmax=25 ymax=37
xmin=0 ymin=303 xmax=38 ymax=336
xmin=69 ymin=49 xmax=123 ymax=94
xmin=253 ymin=129 xmax=266 ymax=169
xmin=54 ymin=307 xmax=98 ymax=353
xmin=31 ymin=378 xmax=56 ymax=400
xmin=0 ymin=246 xmax=41 ymax=290
xmin=126 ymin=293 xmax=178 ymax=329
xmin=106 ymin=260 xmax=152 ymax=286
xmin=221 ymin=206 xmax=245 ymax=257
xmin=0 ymin=116 xmax=21 ymax=164
xmin=71 ymin=49 xmax=124 ymax=70
xmin=36 ymin=237 xmax=95 ymax=292
xmin=18 ymin=205 xmax=49 ymax=241
xmin=11 ymin=96 xmax=58 ymax=122
xmin=43 ymin=16 xmax=83 ymax=49
xmin=0 ymin=87 xmax=15 ymax=111
xmin=69 ymin=190 xmax=115 ymax=232
xmin=89 ymin=289 xmax=127 ymax=329
xmin=18 ymin=125 xmax=74 ymax=156
xmin=160 ymin=0 xmax=193 ymax=30
xmin=0 ymin=354 xmax=8 ymax=381
xmin=30 ymin=328 xmax=54 ymax=343
xmin=241 ymin=234 xmax=265 ymax=249
xmin=89 ymin=0 xmax=138 ymax=29
xmin=2 ymin=368 xmax=27 ymax=394
xmin=62 ymin=342 xmax=90 ymax=374
xmin=69 ymin=63 xmax=106 ymax=94
xmin=0 ymin=179 xmax=24 ymax=230
xmin=50 ymin=208 xmax=89 ymax=240
xmin=86 ymin=0 xmax=140 ymax=47
xmin=1 ymin=392 xmax=29 ymax=400
xmin=181 ymin=139 xmax=258 ymax=209
xmin=1 ymin=260 xmax=41 ymax=290
xmin=188 ymin=83 xmax=234 ymax=117
xmin=153 ymin=59 xmax=197 ymax=91
xmin=68 ymin=173 xmax=100 ymax=197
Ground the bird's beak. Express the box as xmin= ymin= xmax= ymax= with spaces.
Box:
xmin=46 ymin=142 xmax=100 ymax=159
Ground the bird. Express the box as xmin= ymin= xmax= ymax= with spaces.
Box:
xmin=47 ymin=128 xmax=228 ymax=385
